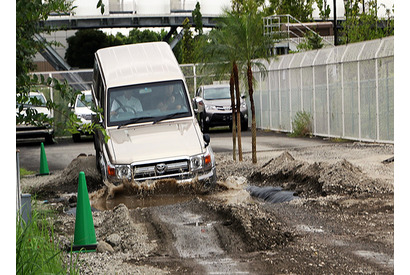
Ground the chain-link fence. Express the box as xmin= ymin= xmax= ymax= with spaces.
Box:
xmin=250 ymin=36 xmax=393 ymax=143
xmin=31 ymin=36 xmax=393 ymax=142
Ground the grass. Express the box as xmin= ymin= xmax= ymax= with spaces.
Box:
xmin=16 ymin=203 xmax=80 ymax=274
xmin=19 ymin=167 xmax=36 ymax=177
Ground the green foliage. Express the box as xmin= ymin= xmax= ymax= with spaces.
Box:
xmin=265 ymin=0 xmax=315 ymax=21
xmin=289 ymin=111 xmax=312 ymax=137
xmin=182 ymin=18 xmax=195 ymax=64
xmin=16 ymin=206 xmax=80 ymax=274
xmin=19 ymin=167 xmax=36 ymax=177
xmin=316 ymin=0 xmax=331 ymax=20
xmin=126 ymin=28 xmax=167 ymax=44
xmin=65 ymin=30 xmax=109 ymax=68
xmin=192 ymin=2 xmax=203 ymax=35
xmin=16 ymin=0 xmax=77 ymax=130
xmin=340 ymin=0 xmax=394 ymax=44
xmin=297 ymin=30 xmax=324 ymax=51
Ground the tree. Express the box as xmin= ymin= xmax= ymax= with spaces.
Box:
xmin=265 ymin=0 xmax=315 ymax=21
xmin=205 ymin=12 xmax=245 ymax=161
xmin=192 ymin=2 xmax=203 ymax=36
xmin=297 ymin=30 xmax=324 ymax=51
xmin=17 ymin=0 xmax=74 ymax=127
xmin=181 ymin=18 xmax=195 ymax=64
xmin=340 ymin=0 xmax=394 ymax=44
xmin=125 ymin=28 xmax=167 ymax=44
xmin=17 ymin=0 xmax=107 ymax=140
xmin=316 ymin=0 xmax=331 ymax=21
xmin=65 ymin=29 xmax=109 ymax=68
xmin=233 ymin=1 xmax=273 ymax=164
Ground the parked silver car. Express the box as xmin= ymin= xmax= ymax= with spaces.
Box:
xmin=16 ymin=91 xmax=54 ymax=144
xmin=192 ymin=84 xmax=248 ymax=132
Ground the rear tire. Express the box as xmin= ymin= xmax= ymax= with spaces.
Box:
xmin=45 ymin=134 xmax=54 ymax=144
xmin=241 ymin=122 xmax=248 ymax=131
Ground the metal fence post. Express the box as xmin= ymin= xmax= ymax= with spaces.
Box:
xmin=357 ymin=43 xmax=366 ymax=141
xmin=16 ymin=150 xmax=21 ymax=216
xmin=374 ymin=41 xmax=384 ymax=141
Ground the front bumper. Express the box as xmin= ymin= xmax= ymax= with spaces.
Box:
xmin=16 ymin=125 xmax=54 ymax=139
xmin=204 ymin=111 xmax=248 ymax=127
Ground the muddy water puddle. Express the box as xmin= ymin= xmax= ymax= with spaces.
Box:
xmin=92 ymin=193 xmax=198 ymax=210
xmin=90 ymin=176 xmax=298 ymax=211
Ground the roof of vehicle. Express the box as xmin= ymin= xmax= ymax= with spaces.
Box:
xmin=95 ymin=42 xmax=185 ymax=88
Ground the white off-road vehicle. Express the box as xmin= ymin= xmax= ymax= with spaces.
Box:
xmin=91 ymin=42 xmax=216 ymax=186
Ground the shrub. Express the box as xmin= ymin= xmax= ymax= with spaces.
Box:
xmin=289 ymin=111 xmax=312 ymax=137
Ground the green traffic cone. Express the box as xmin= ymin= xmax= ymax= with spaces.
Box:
xmin=72 ymin=171 xmax=97 ymax=252
xmin=39 ymin=142 xmax=50 ymax=175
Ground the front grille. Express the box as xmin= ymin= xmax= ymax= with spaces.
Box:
xmin=84 ymin=114 xmax=92 ymax=120
xmin=132 ymin=159 xmax=190 ymax=181
xmin=212 ymin=113 xmax=232 ymax=122
xmin=215 ymin=106 xmax=231 ymax=111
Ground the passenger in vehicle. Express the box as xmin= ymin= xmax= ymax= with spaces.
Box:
xmin=110 ymin=89 xmax=143 ymax=117
xmin=157 ymin=84 xmax=184 ymax=112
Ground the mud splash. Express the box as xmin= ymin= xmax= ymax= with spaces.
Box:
xmin=90 ymin=178 xmax=215 ymax=210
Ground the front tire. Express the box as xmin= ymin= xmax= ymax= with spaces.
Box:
xmin=72 ymin=133 xmax=81 ymax=142
xmin=200 ymin=115 xmax=209 ymax=133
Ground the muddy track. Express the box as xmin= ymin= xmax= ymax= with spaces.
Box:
xmin=22 ymin=145 xmax=394 ymax=274
xmin=131 ymin=199 xmax=256 ymax=274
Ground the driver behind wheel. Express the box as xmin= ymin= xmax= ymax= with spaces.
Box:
xmin=110 ymin=89 xmax=143 ymax=117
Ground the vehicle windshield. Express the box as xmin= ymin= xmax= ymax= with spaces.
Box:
xmin=203 ymin=87 xmax=231 ymax=100
xmin=76 ymin=94 xmax=93 ymax=107
xmin=107 ymin=80 xmax=191 ymax=127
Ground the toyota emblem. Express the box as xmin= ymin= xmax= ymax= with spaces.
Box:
xmin=155 ymin=163 xmax=167 ymax=174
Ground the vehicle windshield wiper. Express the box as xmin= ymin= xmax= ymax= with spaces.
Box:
xmin=153 ymin=112 xmax=189 ymax=124
xmin=117 ymin=116 xmax=154 ymax=129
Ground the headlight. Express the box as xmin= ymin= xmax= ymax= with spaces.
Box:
xmin=115 ymin=165 xmax=132 ymax=179
xmin=190 ymin=155 xmax=203 ymax=171
xmin=190 ymin=148 xmax=214 ymax=172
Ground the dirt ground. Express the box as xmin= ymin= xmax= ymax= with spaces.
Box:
xmin=20 ymin=141 xmax=394 ymax=274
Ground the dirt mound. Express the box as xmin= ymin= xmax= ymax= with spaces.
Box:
xmin=205 ymin=199 xmax=294 ymax=251
xmin=31 ymin=154 xmax=104 ymax=198
xmin=250 ymin=152 xmax=393 ymax=198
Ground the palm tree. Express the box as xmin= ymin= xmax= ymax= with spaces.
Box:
xmin=231 ymin=8 xmax=273 ymax=164
xmin=204 ymin=15 xmax=245 ymax=161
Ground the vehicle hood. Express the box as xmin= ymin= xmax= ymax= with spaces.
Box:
xmin=204 ymin=98 xmax=232 ymax=107
xmin=106 ymin=119 xmax=203 ymax=164
xmin=74 ymin=106 xmax=94 ymax=115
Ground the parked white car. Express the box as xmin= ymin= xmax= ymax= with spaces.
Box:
xmin=72 ymin=90 xmax=95 ymax=142
xmin=16 ymin=91 xmax=54 ymax=144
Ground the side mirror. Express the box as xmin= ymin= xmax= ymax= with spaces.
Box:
xmin=203 ymin=134 xmax=210 ymax=147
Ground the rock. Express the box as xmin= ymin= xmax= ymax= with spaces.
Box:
xmin=97 ymin=240 xmax=114 ymax=253
xmin=106 ymin=233 xmax=122 ymax=247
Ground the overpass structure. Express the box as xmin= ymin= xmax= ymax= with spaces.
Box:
xmin=36 ymin=0 xmax=231 ymax=72
xmin=41 ymin=13 xmax=219 ymax=30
